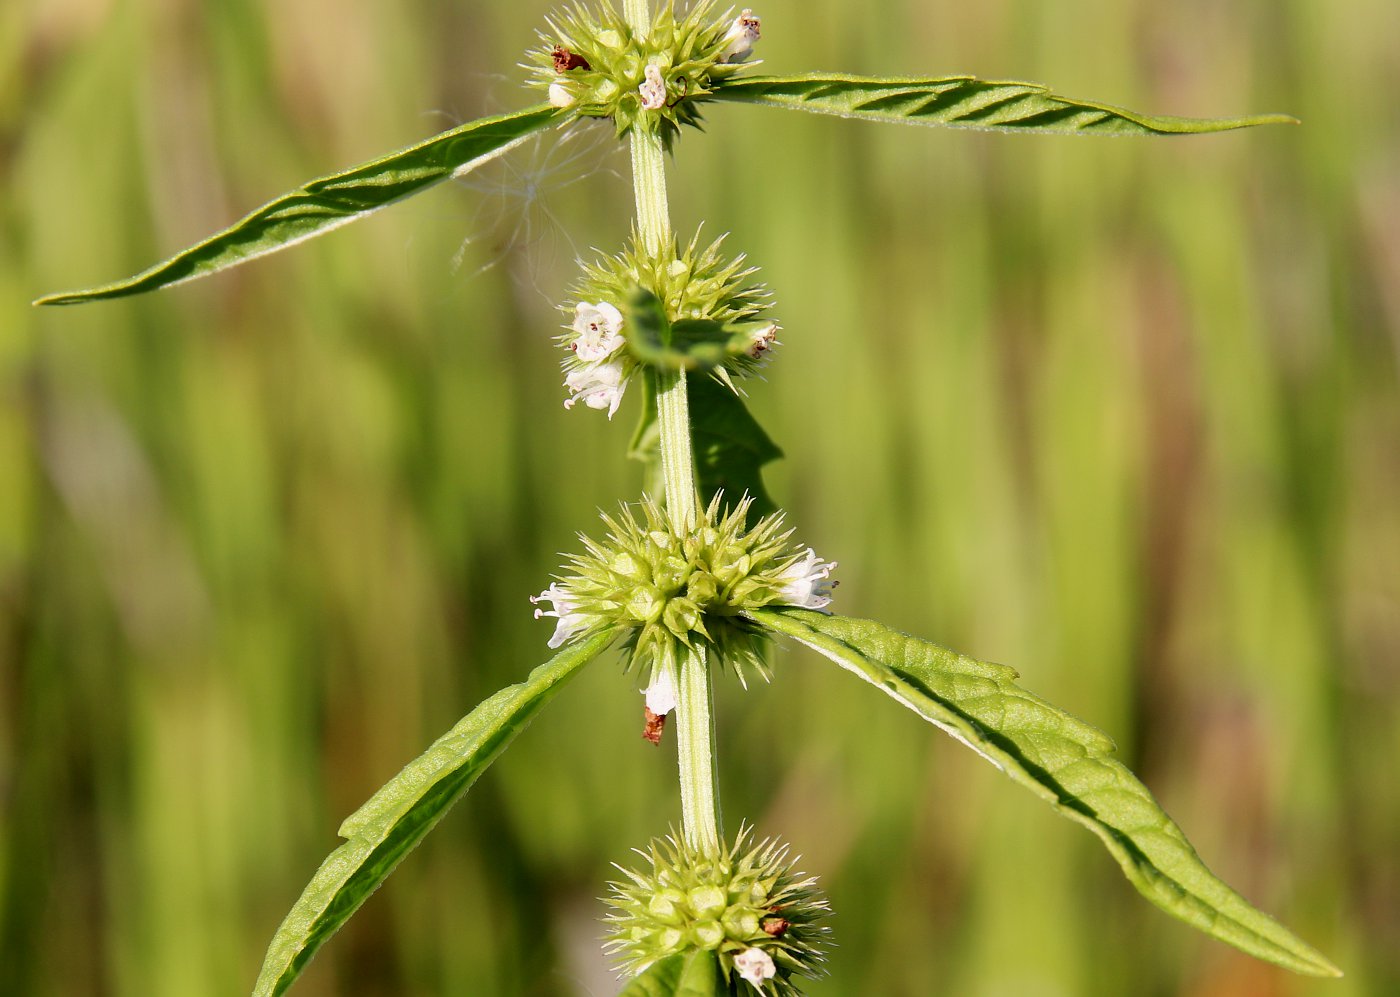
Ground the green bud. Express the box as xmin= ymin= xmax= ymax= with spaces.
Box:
xmin=686 ymin=571 xmax=720 ymax=607
xmin=688 ymin=884 xmax=728 ymax=917
xmin=626 ymin=584 xmax=667 ymax=624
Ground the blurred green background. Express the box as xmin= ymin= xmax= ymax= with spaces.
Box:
xmin=3 ymin=0 xmax=1397 ymax=994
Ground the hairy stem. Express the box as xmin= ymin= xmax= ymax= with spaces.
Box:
xmin=673 ymin=645 xmax=722 ymax=855
xmin=626 ymin=0 xmax=720 ymax=855
xmin=622 ymin=0 xmax=650 ymax=38
xmin=629 ymin=125 xmax=673 ymax=264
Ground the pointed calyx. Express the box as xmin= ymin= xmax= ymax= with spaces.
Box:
xmin=530 ymin=494 xmax=837 ymax=692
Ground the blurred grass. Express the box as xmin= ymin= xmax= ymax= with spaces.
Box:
xmin=3 ymin=0 xmax=1398 ymax=994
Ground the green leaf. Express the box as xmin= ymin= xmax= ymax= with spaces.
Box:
xmin=750 ymin=608 xmax=1342 ymax=979
xmin=711 ymin=73 xmax=1297 ymax=135
xmin=623 ymin=286 xmax=767 ymax=372
xmin=616 ymin=950 xmax=728 ymax=997
xmin=628 ymin=370 xmax=783 ymax=525
xmin=35 ymin=104 xmax=561 ymax=306
xmin=250 ymin=629 xmax=615 ymax=997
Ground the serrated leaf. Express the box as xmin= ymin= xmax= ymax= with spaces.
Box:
xmin=624 ymin=286 xmax=765 ymax=372
xmin=750 ymin=608 xmax=1341 ymax=979
xmin=628 ymin=370 xmax=782 ymax=525
xmin=35 ymin=104 xmax=561 ymax=306
xmin=711 ymin=73 xmax=1297 ymax=135
xmin=250 ymin=630 xmax=614 ymax=997
xmin=616 ymin=950 xmax=727 ymax=997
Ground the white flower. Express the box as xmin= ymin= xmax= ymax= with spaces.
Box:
xmin=564 ymin=359 xmax=627 ymax=419
xmin=571 ymin=301 xmax=625 ymax=361
xmin=744 ymin=321 xmax=779 ymax=361
xmin=733 ymin=948 xmax=776 ymax=990
xmin=720 ymin=9 xmax=761 ymax=63
xmin=531 ymin=583 xmax=589 ymax=648
xmin=777 ymin=548 xmax=838 ymax=611
xmin=643 ymin=662 xmax=678 ymax=716
xmin=638 ymin=63 xmax=667 ymax=110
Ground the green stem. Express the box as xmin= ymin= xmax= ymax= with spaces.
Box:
xmin=625 ymin=0 xmax=720 ymax=855
xmin=674 ymin=645 xmax=722 ymax=855
xmin=654 ymin=368 xmax=698 ymax=530
xmin=621 ymin=0 xmax=650 ymax=38
xmin=629 ymin=124 xmax=673 ymax=265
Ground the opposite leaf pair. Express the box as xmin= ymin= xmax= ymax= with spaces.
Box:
xmin=35 ymin=1 xmax=1334 ymax=994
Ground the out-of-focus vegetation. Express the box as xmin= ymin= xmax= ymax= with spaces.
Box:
xmin=3 ymin=0 xmax=1397 ymax=994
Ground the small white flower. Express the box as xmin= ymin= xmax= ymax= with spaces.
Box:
xmin=564 ymin=360 xmax=627 ymax=419
xmin=639 ymin=63 xmax=667 ymax=110
xmin=548 ymin=81 xmax=574 ymax=108
xmin=531 ymin=583 xmax=589 ymax=648
xmin=720 ymin=9 xmax=761 ymax=63
xmin=571 ymin=301 xmax=625 ymax=361
xmin=777 ymin=548 xmax=838 ymax=611
xmin=744 ymin=321 xmax=779 ymax=361
xmin=643 ymin=662 xmax=678 ymax=716
xmin=733 ymin=948 xmax=776 ymax=990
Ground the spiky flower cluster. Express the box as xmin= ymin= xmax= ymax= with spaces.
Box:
xmin=526 ymin=1 xmax=762 ymax=145
xmin=559 ymin=230 xmax=779 ymax=416
xmin=578 ymin=228 xmax=771 ymax=327
xmin=531 ymin=495 xmax=836 ymax=695
xmin=605 ymin=826 xmax=831 ymax=994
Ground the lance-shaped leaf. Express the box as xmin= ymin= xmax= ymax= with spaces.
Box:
xmin=35 ymin=104 xmax=561 ymax=306
xmin=251 ymin=629 xmax=614 ymax=997
xmin=710 ymin=73 xmax=1297 ymax=135
xmin=624 ymin=286 xmax=769 ymax=373
xmin=750 ymin=608 xmax=1341 ymax=979
xmin=616 ymin=950 xmax=727 ymax=997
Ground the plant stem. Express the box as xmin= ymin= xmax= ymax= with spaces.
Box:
xmin=625 ymin=0 xmax=721 ymax=856
xmin=673 ymin=645 xmax=722 ymax=855
xmin=621 ymin=0 xmax=650 ymax=38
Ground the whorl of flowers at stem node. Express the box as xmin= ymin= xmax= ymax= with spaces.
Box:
xmin=557 ymin=228 xmax=779 ymax=417
xmin=526 ymin=0 xmax=762 ymax=146
xmin=530 ymin=494 xmax=837 ymax=700
xmin=604 ymin=824 xmax=831 ymax=994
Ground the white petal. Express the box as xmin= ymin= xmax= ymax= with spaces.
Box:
xmin=531 ymin=584 xmax=588 ymax=647
xmin=720 ymin=10 xmax=762 ymax=63
xmin=572 ymin=301 xmax=626 ymax=361
xmin=733 ymin=948 xmax=776 ymax=989
xmin=643 ymin=664 xmax=678 ymax=716
xmin=548 ymin=82 xmax=573 ymax=108
xmin=564 ymin=360 xmax=628 ymax=419
xmin=639 ymin=64 xmax=667 ymax=110
xmin=744 ymin=322 xmax=779 ymax=360
xmin=778 ymin=548 xmax=838 ymax=611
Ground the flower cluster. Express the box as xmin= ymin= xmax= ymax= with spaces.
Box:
xmin=527 ymin=1 xmax=762 ymax=145
xmin=556 ymin=228 xmax=780 ymax=417
xmin=604 ymin=825 xmax=831 ymax=994
xmin=562 ymin=300 xmax=631 ymax=417
xmin=576 ymin=227 xmax=771 ymax=329
xmin=531 ymin=494 xmax=837 ymax=704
